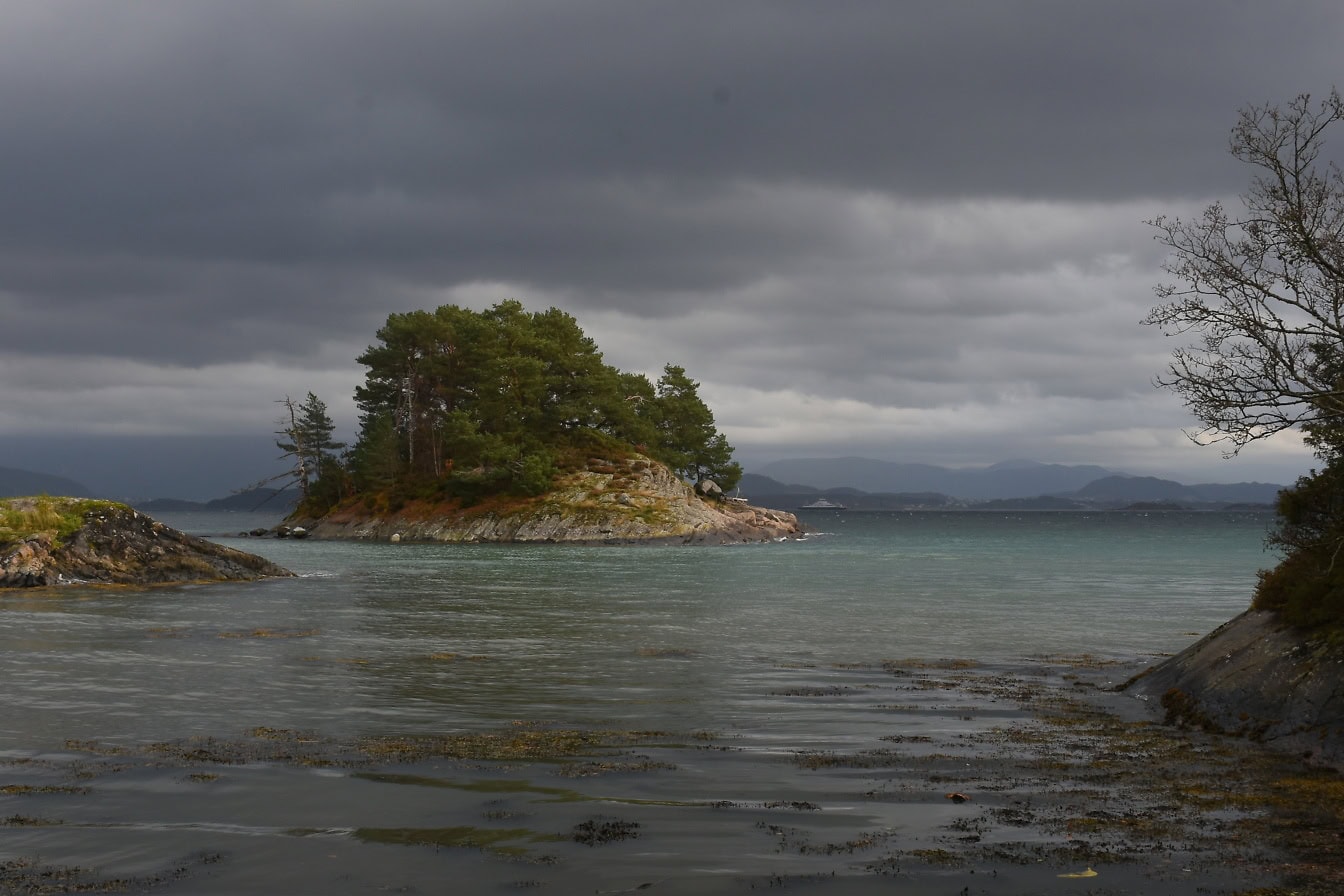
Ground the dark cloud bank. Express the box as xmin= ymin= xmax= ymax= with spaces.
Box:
xmin=3 ymin=1 xmax=1340 ymax=497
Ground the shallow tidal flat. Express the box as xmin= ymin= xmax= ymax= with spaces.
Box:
xmin=4 ymin=657 xmax=1340 ymax=895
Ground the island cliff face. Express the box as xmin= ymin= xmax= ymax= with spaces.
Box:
xmin=293 ymin=455 xmax=804 ymax=545
xmin=0 ymin=497 xmax=294 ymax=587
xmin=1128 ymin=609 xmax=1344 ymax=768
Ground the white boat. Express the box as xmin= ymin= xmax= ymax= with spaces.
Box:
xmin=799 ymin=498 xmax=846 ymax=510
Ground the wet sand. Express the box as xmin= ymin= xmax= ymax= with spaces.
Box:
xmin=3 ymin=657 xmax=1342 ymax=895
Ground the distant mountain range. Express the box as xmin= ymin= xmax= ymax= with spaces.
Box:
xmin=743 ymin=458 xmax=1287 ymax=510
xmin=134 ymin=488 xmax=299 ymax=513
xmin=0 ymin=457 xmax=1286 ymax=515
xmin=0 ymin=463 xmax=296 ymax=513
xmin=0 ymin=465 xmax=98 ymax=499
xmin=1070 ymin=475 xmax=1280 ymax=505
xmin=754 ymin=457 xmax=1145 ymax=499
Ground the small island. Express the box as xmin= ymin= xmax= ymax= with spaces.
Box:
xmin=0 ymin=496 xmax=293 ymax=588
xmin=290 ymin=452 xmax=802 ymax=544
xmin=275 ymin=301 xmax=803 ymax=544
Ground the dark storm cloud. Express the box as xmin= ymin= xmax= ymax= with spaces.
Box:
xmin=4 ymin=2 xmax=1333 ymax=260
xmin=1 ymin=0 xmax=1339 ymax=490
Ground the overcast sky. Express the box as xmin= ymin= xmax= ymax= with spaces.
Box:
xmin=2 ymin=1 xmax=1340 ymax=499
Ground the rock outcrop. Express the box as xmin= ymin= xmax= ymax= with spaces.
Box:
xmin=294 ymin=455 xmax=804 ymax=545
xmin=1127 ymin=609 xmax=1344 ymax=768
xmin=0 ymin=497 xmax=294 ymax=587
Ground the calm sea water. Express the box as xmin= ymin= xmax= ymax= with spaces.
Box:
xmin=0 ymin=510 xmax=1274 ymax=750
xmin=0 ymin=510 xmax=1281 ymax=892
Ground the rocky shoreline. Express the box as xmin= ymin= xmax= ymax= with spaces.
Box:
xmin=5 ymin=657 xmax=1342 ymax=893
xmin=1127 ymin=609 xmax=1344 ymax=769
xmin=0 ymin=497 xmax=293 ymax=587
xmin=291 ymin=456 xmax=805 ymax=545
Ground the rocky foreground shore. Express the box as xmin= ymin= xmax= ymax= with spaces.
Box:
xmin=6 ymin=658 xmax=1343 ymax=894
xmin=1128 ymin=609 xmax=1344 ymax=768
xmin=0 ymin=497 xmax=293 ymax=587
xmin=292 ymin=455 xmax=804 ymax=544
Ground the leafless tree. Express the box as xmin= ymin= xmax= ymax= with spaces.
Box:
xmin=1145 ymin=89 xmax=1344 ymax=454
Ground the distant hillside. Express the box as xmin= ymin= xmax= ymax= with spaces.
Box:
xmin=751 ymin=458 xmax=1285 ymax=504
xmin=738 ymin=474 xmax=951 ymax=510
xmin=753 ymin=457 xmax=1116 ymax=500
xmin=135 ymin=487 xmax=299 ymax=514
xmin=0 ymin=465 xmax=98 ymax=499
xmin=738 ymin=473 xmax=819 ymax=495
xmin=741 ymin=463 xmax=1284 ymax=511
xmin=1074 ymin=476 xmax=1283 ymax=505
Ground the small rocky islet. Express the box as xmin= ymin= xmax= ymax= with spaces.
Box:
xmin=0 ymin=496 xmax=293 ymax=588
xmin=0 ymin=457 xmax=803 ymax=592
xmin=286 ymin=454 xmax=805 ymax=545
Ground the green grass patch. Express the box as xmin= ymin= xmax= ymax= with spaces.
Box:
xmin=0 ymin=497 xmax=129 ymax=548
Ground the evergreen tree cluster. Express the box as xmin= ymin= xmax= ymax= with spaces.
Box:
xmin=1253 ymin=403 xmax=1344 ymax=629
xmin=281 ymin=301 xmax=741 ymax=515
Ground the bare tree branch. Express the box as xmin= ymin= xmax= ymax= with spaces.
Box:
xmin=1145 ymin=89 xmax=1344 ymax=454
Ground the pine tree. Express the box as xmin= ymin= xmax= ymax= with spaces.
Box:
xmin=276 ymin=393 xmax=345 ymax=500
xmin=347 ymin=302 xmax=742 ymax=497
xmin=650 ymin=365 xmax=742 ymax=490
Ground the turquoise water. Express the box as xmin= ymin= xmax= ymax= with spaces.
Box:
xmin=0 ymin=510 xmax=1274 ymax=749
xmin=0 ymin=510 xmax=1280 ymax=892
